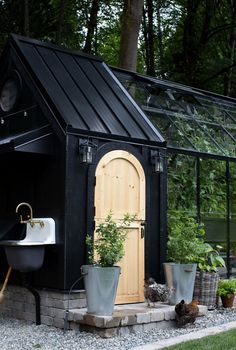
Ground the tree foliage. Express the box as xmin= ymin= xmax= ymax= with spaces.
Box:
xmin=1 ymin=0 xmax=236 ymax=94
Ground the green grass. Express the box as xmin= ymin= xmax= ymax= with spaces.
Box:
xmin=165 ymin=329 xmax=236 ymax=350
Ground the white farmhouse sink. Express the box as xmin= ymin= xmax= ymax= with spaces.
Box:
xmin=0 ymin=218 xmax=56 ymax=271
xmin=0 ymin=218 xmax=55 ymax=246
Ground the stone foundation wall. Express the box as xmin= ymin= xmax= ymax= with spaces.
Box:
xmin=0 ymin=284 xmax=86 ymax=329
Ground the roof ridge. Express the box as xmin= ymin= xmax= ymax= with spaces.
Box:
xmin=10 ymin=33 xmax=104 ymax=63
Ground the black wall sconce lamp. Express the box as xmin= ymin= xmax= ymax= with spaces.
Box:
xmin=79 ymin=138 xmax=97 ymax=164
xmin=150 ymin=149 xmax=165 ymax=173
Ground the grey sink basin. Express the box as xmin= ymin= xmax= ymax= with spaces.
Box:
xmin=3 ymin=245 xmax=45 ymax=272
xmin=0 ymin=218 xmax=56 ymax=272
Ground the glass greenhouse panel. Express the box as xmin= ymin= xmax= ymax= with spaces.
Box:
xmin=147 ymin=90 xmax=186 ymax=113
xmin=215 ymin=101 xmax=236 ymax=122
xmin=200 ymin=159 xmax=226 ymax=219
xmin=167 ymin=154 xmax=197 ymax=217
xmin=200 ymin=159 xmax=227 ymax=269
xmin=173 ymin=114 xmax=224 ymax=155
xmin=200 ymin=124 xmax=236 ymax=157
xmin=198 ymin=98 xmax=236 ymax=125
xmin=225 ymin=128 xmax=236 ymax=147
xmin=190 ymin=104 xmax=214 ymax=123
xmin=145 ymin=110 xmax=195 ymax=150
xmin=229 ymin=162 xmax=236 ymax=277
xmin=115 ymin=70 xmax=236 ymax=159
xmin=120 ymin=79 xmax=150 ymax=106
xmin=230 ymin=162 xmax=236 ymax=221
xmin=227 ymin=109 xmax=236 ymax=120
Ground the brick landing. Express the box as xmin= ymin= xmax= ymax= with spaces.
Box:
xmin=68 ymin=303 xmax=208 ymax=338
xmin=0 ymin=285 xmax=208 ymax=338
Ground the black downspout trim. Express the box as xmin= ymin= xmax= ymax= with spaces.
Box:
xmin=196 ymin=157 xmax=201 ymax=223
xmin=21 ymin=273 xmax=41 ymax=325
xmin=226 ymin=161 xmax=231 ymax=279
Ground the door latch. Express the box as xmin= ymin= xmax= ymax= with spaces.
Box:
xmin=141 ymin=221 xmax=146 ymax=239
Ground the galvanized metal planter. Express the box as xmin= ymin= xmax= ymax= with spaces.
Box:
xmin=81 ymin=265 xmax=120 ymax=316
xmin=163 ymin=262 xmax=197 ymax=305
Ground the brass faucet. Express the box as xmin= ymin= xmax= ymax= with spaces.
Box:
xmin=16 ymin=202 xmax=44 ymax=228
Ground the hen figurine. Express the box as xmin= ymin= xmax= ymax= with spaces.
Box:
xmin=144 ymin=277 xmax=171 ymax=307
xmin=175 ymin=299 xmax=199 ymax=326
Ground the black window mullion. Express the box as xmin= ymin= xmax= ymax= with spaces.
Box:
xmin=192 ymin=117 xmax=227 ymax=156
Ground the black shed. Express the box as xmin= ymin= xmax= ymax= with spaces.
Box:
xmin=0 ymin=34 xmax=167 ymax=302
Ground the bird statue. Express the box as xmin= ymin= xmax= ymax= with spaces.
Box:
xmin=144 ymin=277 xmax=171 ymax=307
xmin=175 ymin=299 xmax=199 ymax=326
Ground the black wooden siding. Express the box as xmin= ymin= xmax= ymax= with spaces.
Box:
xmin=11 ymin=35 xmax=164 ymax=146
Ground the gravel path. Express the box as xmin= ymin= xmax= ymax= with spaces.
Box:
xmin=1 ymin=308 xmax=236 ymax=350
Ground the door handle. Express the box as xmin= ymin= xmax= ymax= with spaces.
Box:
xmin=141 ymin=221 xmax=146 ymax=239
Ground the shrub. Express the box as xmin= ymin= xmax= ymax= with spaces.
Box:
xmin=86 ymin=211 xmax=136 ymax=267
xmin=167 ymin=212 xmax=225 ymax=271
xmin=167 ymin=213 xmax=205 ymax=264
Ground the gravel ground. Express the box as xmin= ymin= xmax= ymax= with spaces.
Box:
xmin=1 ymin=308 xmax=236 ymax=350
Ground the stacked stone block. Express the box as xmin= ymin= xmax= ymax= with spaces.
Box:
xmin=0 ymin=285 xmax=86 ymax=329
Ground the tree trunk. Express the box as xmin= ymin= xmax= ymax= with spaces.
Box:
xmin=224 ymin=35 xmax=236 ymax=96
xmin=24 ymin=0 xmax=29 ymax=37
xmin=119 ymin=0 xmax=144 ymax=71
xmin=182 ymin=0 xmax=200 ymax=85
xmin=142 ymin=6 xmax=150 ymax=74
xmin=83 ymin=0 xmax=100 ymax=54
xmin=224 ymin=0 xmax=236 ymax=96
xmin=156 ymin=0 xmax=164 ymax=78
xmin=55 ymin=0 xmax=67 ymax=45
xmin=146 ymin=0 xmax=155 ymax=76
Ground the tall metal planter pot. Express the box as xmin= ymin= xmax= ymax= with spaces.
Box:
xmin=193 ymin=271 xmax=219 ymax=309
xmin=163 ymin=262 xmax=197 ymax=305
xmin=81 ymin=265 xmax=120 ymax=316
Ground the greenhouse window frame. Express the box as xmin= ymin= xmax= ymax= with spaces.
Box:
xmin=114 ymin=68 xmax=236 ymax=162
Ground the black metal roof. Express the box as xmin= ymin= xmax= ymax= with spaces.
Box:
xmin=9 ymin=34 xmax=164 ymax=146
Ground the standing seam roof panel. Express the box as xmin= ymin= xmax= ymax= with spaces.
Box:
xmin=20 ymin=43 xmax=87 ymax=129
xmin=77 ymin=58 xmax=148 ymax=140
xmin=37 ymin=46 xmax=108 ymax=133
xmin=58 ymin=52 xmax=129 ymax=136
xmin=95 ymin=62 xmax=164 ymax=142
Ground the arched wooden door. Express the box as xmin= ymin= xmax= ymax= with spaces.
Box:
xmin=95 ymin=150 xmax=146 ymax=304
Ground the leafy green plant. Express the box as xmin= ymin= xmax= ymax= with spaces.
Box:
xmin=197 ymin=243 xmax=226 ymax=272
xmin=167 ymin=213 xmax=205 ymax=263
xmin=167 ymin=212 xmax=226 ymax=271
xmin=217 ymin=278 xmax=236 ymax=297
xmin=86 ymin=212 xmax=136 ymax=267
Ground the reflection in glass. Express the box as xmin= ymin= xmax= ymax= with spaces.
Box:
xmin=167 ymin=154 xmax=197 ymax=217
xmin=116 ymin=71 xmax=236 ymax=159
xmin=146 ymin=111 xmax=195 ymax=150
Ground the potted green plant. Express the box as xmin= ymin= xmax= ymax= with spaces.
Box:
xmin=164 ymin=213 xmax=205 ymax=305
xmin=217 ymin=278 xmax=236 ymax=308
xmin=193 ymin=243 xmax=226 ymax=309
xmin=81 ymin=211 xmax=135 ymax=316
